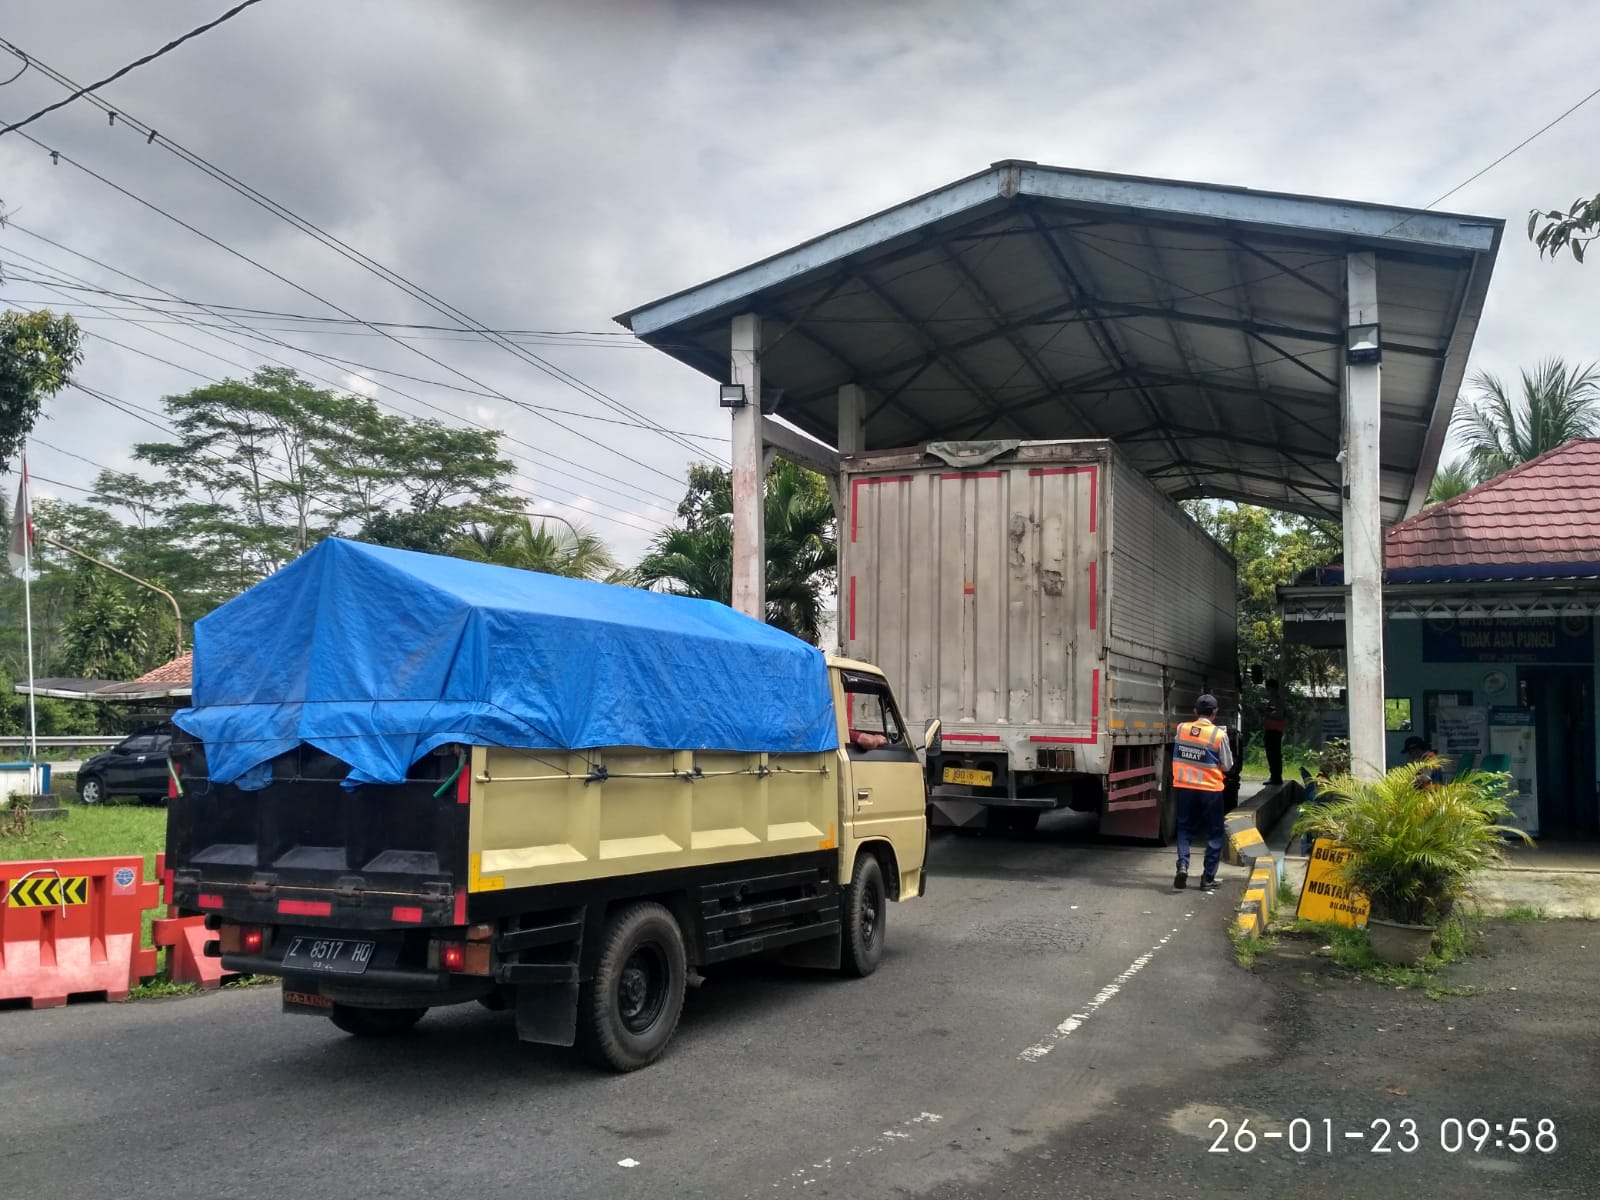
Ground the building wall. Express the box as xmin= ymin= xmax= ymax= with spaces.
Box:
xmin=1380 ymin=616 xmax=1600 ymax=767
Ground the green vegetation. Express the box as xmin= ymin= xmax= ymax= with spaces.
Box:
xmin=1180 ymin=501 xmax=1342 ymax=735
xmin=1285 ymin=915 xmax=1482 ymax=998
xmin=1530 ymin=193 xmax=1600 ymax=261
xmin=1500 ymin=903 xmax=1548 ymax=922
xmin=1292 ymin=764 xmax=1529 ymax=927
xmin=638 ymin=460 xmax=836 ymax=643
xmin=1428 ymin=358 xmax=1600 ymax=506
xmin=0 ymin=307 xmax=83 ymax=471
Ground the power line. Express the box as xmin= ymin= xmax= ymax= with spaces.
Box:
xmin=0 ymin=1 xmax=269 ymax=136
xmin=0 ymin=41 xmax=722 ymax=469
xmin=1424 ymin=81 xmax=1600 ymax=211
xmin=1 ymin=124 xmax=703 ymax=488
xmin=57 ymin=380 xmax=666 ymax=538
xmin=7 ymin=251 xmax=679 ymax=531
xmin=1 ymin=231 xmax=689 ymax=510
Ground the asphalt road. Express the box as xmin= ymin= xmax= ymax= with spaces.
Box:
xmin=6 ymin=817 xmax=1591 ymax=1199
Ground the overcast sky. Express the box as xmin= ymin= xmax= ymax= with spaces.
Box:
xmin=1 ymin=0 xmax=1596 ymax=563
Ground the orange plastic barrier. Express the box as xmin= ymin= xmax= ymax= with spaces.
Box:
xmin=1 ymin=856 xmax=159 ymax=1008
xmin=152 ymin=853 xmax=238 ymax=990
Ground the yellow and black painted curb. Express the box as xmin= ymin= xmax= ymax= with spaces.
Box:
xmin=1223 ymin=797 xmax=1285 ymax=941
xmin=1224 ymin=810 xmax=1269 ymax=868
xmin=1233 ymin=858 xmax=1279 ymax=939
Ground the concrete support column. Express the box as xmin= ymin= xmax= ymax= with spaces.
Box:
xmin=838 ymin=383 xmax=867 ymax=455
xmin=730 ymin=313 xmax=766 ymax=621
xmin=1343 ymin=252 xmax=1385 ymax=779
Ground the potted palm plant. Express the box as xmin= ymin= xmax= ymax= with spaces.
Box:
xmin=1291 ymin=763 xmax=1531 ymax=965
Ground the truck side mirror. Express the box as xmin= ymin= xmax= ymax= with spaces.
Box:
xmin=922 ymin=718 xmax=941 ymax=752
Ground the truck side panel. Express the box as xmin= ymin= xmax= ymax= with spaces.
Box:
xmin=1105 ymin=455 xmax=1238 ymax=733
xmin=469 ymin=747 xmax=839 ymax=896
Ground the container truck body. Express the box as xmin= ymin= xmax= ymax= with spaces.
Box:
xmin=165 ymin=539 xmax=928 ymax=1072
xmin=841 ymin=439 xmax=1237 ymax=840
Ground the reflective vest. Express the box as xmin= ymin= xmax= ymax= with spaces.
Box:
xmin=1172 ymin=719 xmax=1228 ymax=792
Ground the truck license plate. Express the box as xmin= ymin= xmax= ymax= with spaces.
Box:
xmin=943 ymin=767 xmax=993 ymax=787
xmin=281 ymin=936 xmax=376 ymax=975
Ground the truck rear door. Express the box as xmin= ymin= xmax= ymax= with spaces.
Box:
xmin=165 ymin=738 xmax=471 ymax=931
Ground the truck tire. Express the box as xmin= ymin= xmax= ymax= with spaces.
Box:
xmin=989 ymin=807 xmax=1041 ymax=836
xmin=841 ymin=853 xmax=887 ymax=978
xmin=577 ymin=901 xmax=687 ymax=1072
xmin=329 ymin=1004 xmax=426 ymax=1037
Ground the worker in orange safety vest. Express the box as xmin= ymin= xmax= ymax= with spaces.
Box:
xmin=1171 ymin=693 xmax=1233 ymax=892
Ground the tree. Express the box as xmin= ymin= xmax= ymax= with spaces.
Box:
xmin=1454 ymin=358 xmax=1600 ymax=480
xmin=1425 ymin=460 xmax=1478 ymax=507
xmin=636 ymin=459 xmax=836 ymax=642
xmin=59 ymin=572 xmax=146 ymax=681
xmin=1183 ymin=501 xmax=1344 ymax=730
xmin=1529 ymin=193 xmax=1600 ymax=262
xmin=0 ymin=309 xmax=83 ymax=471
xmin=451 ymin=516 xmax=623 ymax=582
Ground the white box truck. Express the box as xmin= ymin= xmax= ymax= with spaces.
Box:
xmin=840 ymin=439 xmax=1237 ymax=841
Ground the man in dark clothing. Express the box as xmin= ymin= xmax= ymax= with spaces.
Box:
xmin=1262 ymin=678 xmax=1286 ymax=786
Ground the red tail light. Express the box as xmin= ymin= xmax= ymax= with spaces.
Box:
xmin=430 ymin=939 xmax=489 ymax=974
xmin=220 ymin=924 xmax=266 ymax=955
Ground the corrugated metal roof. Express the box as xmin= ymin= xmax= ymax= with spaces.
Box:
xmin=618 ymin=161 xmax=1503 ymax=524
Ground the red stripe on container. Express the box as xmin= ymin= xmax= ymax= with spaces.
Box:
xmin=1088 ymin=561 xmax=1097 ymax=630
xmin=939 ymin=470 xmax=1003 ymax=480
xmin=392 ymin=906 xmax=424 ymax=924
xmin=848 ymin=576 xmax=857 ymax=642
xmin=942 ymin=733 xmax=1001 ymax=743
xmin=278 ymin=899 xmax=332 ymax=917
xmin=1055 ymin=669 xmax=1103 ymax=745
xmin=850 ymin=475 xmax=913 ymax=542
xmin=1030 ymin=736 xmax=1078 ymax=743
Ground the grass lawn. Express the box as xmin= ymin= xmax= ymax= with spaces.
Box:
xmin=2 ymin=791 xmax=175 ymax=994
xmin=1 ymin=802 xmax=167 ymax=878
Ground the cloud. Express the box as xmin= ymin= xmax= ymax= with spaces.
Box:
xmin=0 ymin=0 xmax=1594 ymax=560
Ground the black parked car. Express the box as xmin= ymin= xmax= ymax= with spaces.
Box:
xmin=77 ymin=725 xmax=175 ymax=805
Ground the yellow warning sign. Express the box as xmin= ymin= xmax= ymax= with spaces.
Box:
xmin=5 ymin=875 xmax=89 ymax=907
xmin=1295 ymin=838 xmax=1370 ymax=927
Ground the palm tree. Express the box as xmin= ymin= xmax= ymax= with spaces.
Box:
xmin=636 ymin=460 xmax=836 ymax=642
xmin=451 ymin=515 xmax=622 ymax=582
xmin=1455 ymin=358 xmax=1600 ymax=481
xmin=1424 ymin=460 xmax=1478 ymax=507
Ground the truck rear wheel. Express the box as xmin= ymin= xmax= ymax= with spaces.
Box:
xmin=577 ymin=901 xmax=687 ymax=1072
xmin=329 ymin=1004 xmax=426 ymax=1037
xmin=841 ymin=853 xmax=887 ymax=978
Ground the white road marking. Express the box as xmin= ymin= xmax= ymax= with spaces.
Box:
xmin=1018 ymin=915 xmax=1193 ymax=1062
xmin=618 ymin=1158 xmax=640 ymax=1168
xmin=760 ymin=1113 xmax=943 ymax=1193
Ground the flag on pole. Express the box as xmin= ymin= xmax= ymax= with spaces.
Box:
xmin=8 ymin=458 xmax=34 ymax=573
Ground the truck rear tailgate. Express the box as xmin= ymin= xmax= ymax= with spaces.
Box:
xmin=166 ymin=738 xmax=470 ymax=930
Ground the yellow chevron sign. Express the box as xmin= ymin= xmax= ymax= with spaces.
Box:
xmin=5 ymin=875 xmax=89 ymax=907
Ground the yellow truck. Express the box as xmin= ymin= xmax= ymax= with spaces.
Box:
xmin=165 ymin=540 xmax=929 ymax=1071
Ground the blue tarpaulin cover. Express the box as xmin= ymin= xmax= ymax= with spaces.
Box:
xmin=174 ymin=538 xmax=839 ymax=787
